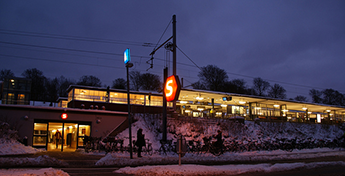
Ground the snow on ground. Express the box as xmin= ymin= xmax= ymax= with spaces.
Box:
xmin=95 ymin=148 xmax=345 ymax=167
xmin=0 ymin=138 xmax=42 ymax=156
xmin=0 ymin=168 xmax=69 ymax=176
xmin=115 ymin=161 xmax=345 ymax=176
xmin=1 ymin=116 xmax=345 ymax=175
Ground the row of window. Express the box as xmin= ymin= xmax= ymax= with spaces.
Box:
xmin=68 ymin=88 xmax=167 ymax=107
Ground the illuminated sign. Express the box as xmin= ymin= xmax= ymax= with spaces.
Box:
xmin=164 ymin=75 xmax=181 ymax=102
xmin=222 ymin=97 xmax=232 ymax=101
xmin=124 ymin=48 xmax=131 ymax=64
xmin=61 ymin=113 xmax=68 ymax=119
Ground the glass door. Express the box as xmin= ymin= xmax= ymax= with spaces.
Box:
xmin=48 ymin=122 xmax=63 ymax=151
xmin=64 ymin=123 xmax=78 ymax=151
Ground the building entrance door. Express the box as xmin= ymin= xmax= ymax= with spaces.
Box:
xmin=48 ymin=122 xmax=63 ymax=151
xmin=47 ymin=122 xmax=79 ymax=152
xmin=64 ymin=123 xmax=78 ymax=151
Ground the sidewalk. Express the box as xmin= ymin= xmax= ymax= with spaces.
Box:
xmin=2 ymin=149 xmax=345 ymax=168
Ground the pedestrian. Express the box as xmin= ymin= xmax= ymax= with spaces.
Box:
xmin=214 ymin=130 xmax=223 ymax=148
xmin=136 ymin=128 xmax=145 ymax=157
xmin=55 ymin=130 xmax=62 ymax=149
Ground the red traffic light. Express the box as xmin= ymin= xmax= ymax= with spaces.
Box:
xmin=164 ymin=75 xmax=181 ymax=102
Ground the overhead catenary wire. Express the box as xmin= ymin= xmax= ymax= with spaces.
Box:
xmin=0 ymin=29 xmax=155 ymax=47
xmin=1 ymin=30 xmax=342 ymax=97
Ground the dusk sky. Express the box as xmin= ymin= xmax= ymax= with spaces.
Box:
xmin=1 ymin=0 xmax=344 ymax=100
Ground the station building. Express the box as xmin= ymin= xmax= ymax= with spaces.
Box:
xmin=65 ymin=85 xmax=345 ymax=123
xmin=1 ymin=84 xmax=345 ymax=151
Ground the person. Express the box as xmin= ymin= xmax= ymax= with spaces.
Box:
xmin=55 ymin=130 xmax=62 ymax=149
xmin=136 ymin=128 xmax=145 ymax=157
xmin=214 ymin=130 xmax=223 ymax=148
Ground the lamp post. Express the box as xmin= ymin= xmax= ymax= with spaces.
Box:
xmin=124 ymin=48 xmax=133 ymax=159
xmin=126 ymin=62 xmax=133 ymax=159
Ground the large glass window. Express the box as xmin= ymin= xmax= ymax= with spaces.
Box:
xmin=74 ymin=88 xmax=107 ymax=102
xmin=109 ymin=92 xmax=127 ymax=104
xmin=33 ymin=123 xmax=47 ymax=147
xmin=78 ymin=125 xmax=91 ymax=147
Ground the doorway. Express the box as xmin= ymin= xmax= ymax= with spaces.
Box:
xmin=47 ymin=122 xmax=78 ymax=151
xmin=33 ymin=121 xmax=91 ymax=151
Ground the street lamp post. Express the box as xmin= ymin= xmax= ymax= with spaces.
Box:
xmin=124 ymin=48 xmax=133 ymax=159
xmin=126 ymin=62 xmax=133 ymax=159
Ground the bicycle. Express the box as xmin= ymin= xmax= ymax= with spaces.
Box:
xmin=157 ymin=139 xmax=175 ymax=155
xmin=142 ymin=139 xmax=153 ymax=156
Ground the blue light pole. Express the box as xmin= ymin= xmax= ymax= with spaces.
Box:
xmin=124 ymin=48 xmax=133 ymax=159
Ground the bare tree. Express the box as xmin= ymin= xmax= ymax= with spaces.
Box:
xmin=77 ymin=75 xmax=102 ymax=87
xmin=0 ymin=69 xmax=15 ymax=81
xmin=45 ymin=77 xmax=59 ymax=105
xmin=197 ymin=65 xmax=228 ymax=91
xmin=322 ymin=89 xmax=344 ymax=106
xmin=252 ymin=77 xmax=270 ymax=97
xmin=268 ymin=84 xmax=286 ymax=99
xmin=294 ymin=95 xmax=308 ymax=102
xmin=192 ymin=81 xmax=206 ymax=90
xmin=129 ymin=71 xmax=142 ymax=91
xmin=112 ymin=78 xmax=126 ymax=89
xmin=140 ymin=73 xmax=161 ymax=92
xmin=57 ymin=76 xmax=75 ymax=97
xmin=309 ymin=89 xmax=323 ymax=104
xmin=223 ymin=79 xmax=247 ymax=94
xmin=22 ymin=68 xmax=47 ymax=101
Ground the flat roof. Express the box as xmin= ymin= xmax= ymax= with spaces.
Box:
xmin=0 ymin=104 xmax=128 ymax=116
xmin=179 ymin=88 xmax=345 ymax=113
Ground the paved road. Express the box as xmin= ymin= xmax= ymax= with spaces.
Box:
xmin=22 ymin=151 xmax=345 ymax=175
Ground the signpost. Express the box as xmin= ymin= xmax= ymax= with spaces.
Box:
xmin=164 ymin=75 xmax=181 ymax=102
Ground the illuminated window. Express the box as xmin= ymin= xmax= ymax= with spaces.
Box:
xmin=33 ymin=123 xmax=47 ymax=147
xmin=78 ymin=125 xmax=91 ymax=147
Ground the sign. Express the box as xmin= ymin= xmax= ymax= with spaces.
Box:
xmin=61 ymin=113 xmax=68 ymax=119
xmin=124 ymin=48 xmax=130 ymax=64
xmin=164 ymin=75 xmax=181 ymax=102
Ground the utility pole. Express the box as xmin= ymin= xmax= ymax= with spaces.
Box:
xmin=172 ymin=14 xmax=177 ymax=110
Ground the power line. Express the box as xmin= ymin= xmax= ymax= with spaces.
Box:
xmin=0 ymin=54 xmax=123 ymax=70
xmin=0 ymin=29 xmax=155 ymax=47
xmin=175 ymin=45 xmax=345 ymax=94
xmin=0 ymin=41 xmax=151 ymax=59
xmin=176 ymin=46 xmax=201 ymax=70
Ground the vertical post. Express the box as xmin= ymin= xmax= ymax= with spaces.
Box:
xmin=163 ymin=67 xmax=168 ymax=142
xmin=179 ymin=134 xmax=182 ymax=166
xmin=127 ymin=65 xmax=133 ymax=159
xmin=172 ymin=14 xmax=177 ymax=111
xmin=211 ymin=98 xmax=214 ymax=118
xmin=249 ymin=102 xmax=253 ymax=120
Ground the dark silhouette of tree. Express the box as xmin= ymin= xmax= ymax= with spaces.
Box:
xmin=223 ymin=79 xmax=247 ymax=94
xmin=192 ymin=81 xmax=206 ymax=90
xmin=268 ymin=84 xmax=286 ymax=99
xmin=129 ymin=71 xmax=142 ymax=91
xmin=56 ymin=76 xmax=75 ymax=97
xmin=112 ymin=78 xmax=126 ymax=89
xmin=309 ymin=89 xmax=323 ymax=104
xmin=77 ymin=75 xmax=102 ymax=87
xmin=197 ymin=65 xmax=228 ymax=91
xmin=252 ymin=77 xmax=270 ymax=97
xmin=140 ymin=73 xmax=161 ymax=92
xmin=0 ymin=69 xmax=15 ymax=81
xmin=21 ymin=68 xmax=47 ymax=101
xmin=322 ymin=89 xmax=344 ymax=106
xmin=45 ymin=78 xmax=59 ymax=105
xmin=294 ymin=95 xmax=308 ymax=102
